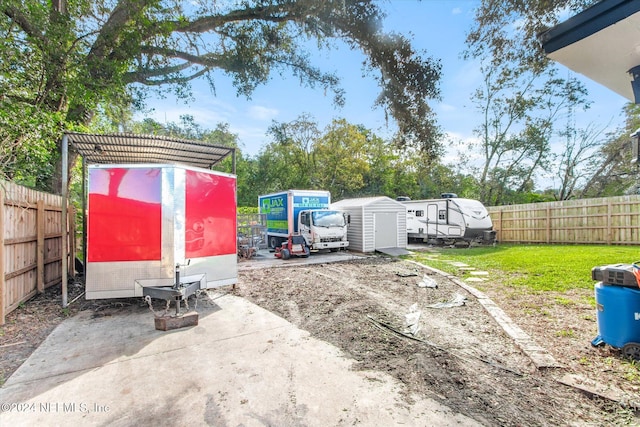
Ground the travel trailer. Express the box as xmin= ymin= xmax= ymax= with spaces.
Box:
xmin=400 ymin=197 xmax=496 ymax=245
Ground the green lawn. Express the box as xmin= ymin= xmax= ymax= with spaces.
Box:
xmin=410 ymin=244 xmax=640 ymax=293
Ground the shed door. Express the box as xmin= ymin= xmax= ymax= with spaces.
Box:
xmin=374 ymin=212 xmax=398 ymax=249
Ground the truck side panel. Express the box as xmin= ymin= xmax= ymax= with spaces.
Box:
xmin=260 ymin=193 xmax=289 ymax=236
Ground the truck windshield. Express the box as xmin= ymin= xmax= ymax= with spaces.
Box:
xmin=312 ymin=210 xmax=345 ymax=227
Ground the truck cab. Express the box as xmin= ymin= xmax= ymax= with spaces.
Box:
xmin=299 ymin=209 xmax=349 ymax=251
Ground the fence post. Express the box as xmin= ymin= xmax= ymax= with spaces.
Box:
xmin=606 ymin=199 xmax=612 ymax=245
xmin=546 ymin=205 xmax=551 ymax=244
xmin=0 ymin=187 xmax=5 ymax=325
xmin=37 ymin=199 xmax=45 ymax=293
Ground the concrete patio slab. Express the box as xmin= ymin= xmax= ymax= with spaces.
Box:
xmin=0 ymin=292 xmax=479 ymax=426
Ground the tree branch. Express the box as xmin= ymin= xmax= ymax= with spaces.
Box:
xmin=175 ymin=3 xmax=294 ymax=33
xmin=133 ymin=69 xmax=209 ymax=86
xmin=2 ymin=5 xmax=45 ymax=42
xmin=88 ymin=0 xmax=148 ymax=63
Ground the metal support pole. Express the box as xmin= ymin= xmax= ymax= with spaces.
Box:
xmin=174 ymin=263 xmax=181 ymax=315
xmin=82 ymin=157 xmax=87 ymax=273
xmin=61 ymin=133 xmax=69 ymax=308
xmin=232 ymin=148 xmax=236 ymax=175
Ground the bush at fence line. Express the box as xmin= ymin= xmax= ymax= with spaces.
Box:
xmin=238 ymin=206 xmax=259 ymax=215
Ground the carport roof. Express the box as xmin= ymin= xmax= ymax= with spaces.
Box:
xmin=64 ymin=132 xmax=234 ymax=169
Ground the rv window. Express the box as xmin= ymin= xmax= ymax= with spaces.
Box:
xmin=416 ymin=210 xmax=424 ymax=217
xmin=439 ymin=210 xmax=446 ymax=220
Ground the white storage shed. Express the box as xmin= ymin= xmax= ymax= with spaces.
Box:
xmin=331 ymin=196 xmax=407 ymax=253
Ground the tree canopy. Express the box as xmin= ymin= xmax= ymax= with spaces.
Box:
xmin=1 ymin=0 xmax=442 ymax=193
xmin=462 ymin=0 xmax=631 ymax=204
xmin=3 ymin=0 xmax=638 ymax=205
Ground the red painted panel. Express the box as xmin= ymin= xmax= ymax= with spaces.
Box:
xmin=88 ymin=168 xmax=162 ymax=262
xmin=185 ymin=170 xmax=237 ymax=257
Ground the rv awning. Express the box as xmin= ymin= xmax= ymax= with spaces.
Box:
xmin=538 ymin=0 xmax=640 ymax=103
xmin=64 ymin=132 xmax=235 ymax=169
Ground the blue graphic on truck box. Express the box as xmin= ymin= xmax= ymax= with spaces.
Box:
xmin=260 ymin=193 xmax=330 ymax=234
xmin=260 ymin=195 xmax=288 ymax=234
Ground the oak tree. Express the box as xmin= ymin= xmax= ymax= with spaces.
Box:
xmin=1 ymin=0 xmax=442 ymax=193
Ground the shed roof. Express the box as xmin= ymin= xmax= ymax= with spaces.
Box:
xmin=65 ymin=132 xmax=234 ymax=169
xmin=538 ymin=0 xmax=640 ymax=103
xmin=332 ymin=196 xmax=403 ymax=208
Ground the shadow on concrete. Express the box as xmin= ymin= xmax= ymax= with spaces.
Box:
xmin=2 ymin=292 xmax=223 ymax=401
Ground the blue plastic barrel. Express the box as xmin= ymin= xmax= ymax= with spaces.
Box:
xmin=592 ymin=283 xmax=640 ymax=349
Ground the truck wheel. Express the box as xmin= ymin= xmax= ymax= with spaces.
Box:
xmin=281 ymin=249 xmax=291 ymax=260
xmin=269 ymin=236 xmax=279 ymax=249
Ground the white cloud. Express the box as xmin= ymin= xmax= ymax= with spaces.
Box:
xmin=142 ymin=94 xmax=240 ymax=126
xmin=151 ymin=106 xmax=227 ymax=126
xmin=247 ymin=105 xmax=279 ymax=121
xmin=230 ymin=124 xmax=270 ymax=156
xmin=452 ymin=7 xmax=462 ymax=15
xmin=439 ymin=103 xmax=456 ymax=112
xmin=441 ymin=131 xmax=483 ymax=167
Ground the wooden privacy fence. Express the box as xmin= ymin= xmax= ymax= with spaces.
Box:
xmin=487 ymin=195 xmax=640 ymax=245
xmin=1 ymin=181 xmax=75 ymax=325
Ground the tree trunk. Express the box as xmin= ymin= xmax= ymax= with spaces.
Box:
xmin=42 ymin=140 xmax=78 ymax=195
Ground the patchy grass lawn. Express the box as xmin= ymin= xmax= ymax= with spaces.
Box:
xmin=410 ymin=244 xmax=640 ymax=293
xmin=408 ymin=243 xmax=640 ymax=401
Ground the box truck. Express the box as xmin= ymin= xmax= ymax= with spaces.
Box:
xmin=400 ymin=196 xmax=496 ymax=245
xmin=258 ymin=190 xmax=349 ymax=251
xmin=85 ymin=164 xmax=237 ymax=300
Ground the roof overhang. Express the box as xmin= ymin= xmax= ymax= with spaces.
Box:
xmin=538 ymin=0 xmax=640 ymax=103
xmin=64 ymin=132 xmax=235 ymax=169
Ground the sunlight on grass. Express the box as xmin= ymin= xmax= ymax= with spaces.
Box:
xmin=411 ymin=244 xmax=640 ymax=293
xmin=623 ymin=360 xmax=640 ymax=382
xmin=555 ymin=329 xmax=576 ymax=338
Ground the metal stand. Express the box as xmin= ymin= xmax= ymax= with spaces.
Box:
xmin=143 ymin=262 xmax=203 ymax=330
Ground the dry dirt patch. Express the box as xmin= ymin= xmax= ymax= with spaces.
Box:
xmin=235 ymin=256 xmax=639 ymax=426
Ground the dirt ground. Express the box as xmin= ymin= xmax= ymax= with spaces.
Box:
xmin=234 ymin=253 xmax=640 ymax=426
xmin=1 ymin=249 xmax=640 ymax=426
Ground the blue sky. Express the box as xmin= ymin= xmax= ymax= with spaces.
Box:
xmin=141 ymin=1 xmax=630 ymax=166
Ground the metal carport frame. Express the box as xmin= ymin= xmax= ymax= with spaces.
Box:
xmin=60 ymin=132 xmax=236 ymax=307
